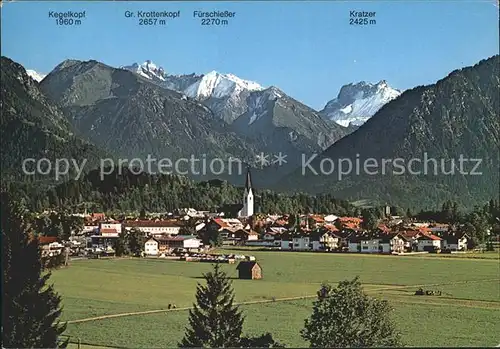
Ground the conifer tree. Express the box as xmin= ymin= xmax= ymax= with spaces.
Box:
xmin=128 ymin=228 xmax=144 ymax=256
xmin=179 ymin=263 xmax=244 ymax=348
xmin=1 ymin=191 xmax=68 ymax=348
xmin=406 ymin=207 xmax=413 ymax=218
xmin=114 ymin=230 xmax=129 ymax=257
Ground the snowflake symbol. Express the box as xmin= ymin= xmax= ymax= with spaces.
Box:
xmin=272 ymin=152 xmax=288 ymax=166
xmin=255 ymin=152 xmax=270 ymax=167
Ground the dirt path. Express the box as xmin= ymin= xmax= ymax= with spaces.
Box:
xmin=67 ymin=278 xmax=499 ymax=325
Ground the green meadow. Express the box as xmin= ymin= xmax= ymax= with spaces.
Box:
xmin=52 ymin=251 xmax=500 ymax=348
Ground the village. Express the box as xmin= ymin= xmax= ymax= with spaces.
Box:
xmin=37 ymin=170 xmax=484 ymax=268
xmin=58 ymin=210 xmax=470 ymax=255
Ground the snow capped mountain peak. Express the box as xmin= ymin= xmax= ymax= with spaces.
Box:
xmin=184 ymin=70 xmax=263 ymax=100
xmin=320 ymin=80 xmax=401 ymax=127
xmin=122 ymin=60 xmax=263 ymax=102
xmin=265 ymin=86 xmax=283 ymax=97
xmin=26 ymin=69 xmax=46 ymax=82
xmin=122 ymin=60 xmax=166 ymax=81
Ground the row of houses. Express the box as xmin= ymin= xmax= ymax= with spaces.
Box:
xmin=245 ymin=229 xmax=469 ymax=253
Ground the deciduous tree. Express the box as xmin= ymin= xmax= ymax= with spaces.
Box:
xmin=361 ymin=209 xmax=378 ymax=231
xmin=301 ymin=277 xmax=402 ymax=348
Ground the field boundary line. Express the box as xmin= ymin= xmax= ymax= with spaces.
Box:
xmin=388 ymin=298 xmax=500 ymax=310
xmin=68 ymin=340 xmax=130 ymax=349
xmin=66 ymin=278 xmax=499 ymax=325
xmin=66 ymin=295 xmax=315 ymax=324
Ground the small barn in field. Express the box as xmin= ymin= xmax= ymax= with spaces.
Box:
xmin=236 ymin=261 xmax=262 ymax=280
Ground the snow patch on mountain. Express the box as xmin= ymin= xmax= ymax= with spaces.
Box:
xmin=320 ymin=80 xmax=401 ymax=127
xmin=246 ymin=87 xmax=284 ymax=125
xmin=122 ymin=60 xmax=267 ymax=123
xmin=183 ymin=70 xmax=263 ymax=100
xmin=26 ymin=69 xmax=46 ymax=82
xmin=122 ymin=60 xmax=166 ymax=81
xmin=123 ymin=60 xmax=262 ymax=100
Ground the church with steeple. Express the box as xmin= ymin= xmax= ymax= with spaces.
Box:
xmin=238 ymin=168 xmax=254 ymax=218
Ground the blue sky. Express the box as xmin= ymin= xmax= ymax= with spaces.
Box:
xmin=1 ymin=0 xmax=498 ymax=110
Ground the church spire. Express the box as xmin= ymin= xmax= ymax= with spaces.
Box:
xmin=239 ymin=166 xmax=254 ymax=218
xmin=245 ymin=167 xmax=252 ymax=191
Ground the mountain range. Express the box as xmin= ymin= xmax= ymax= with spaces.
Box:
xmin=0 ymin=57 xmax=107 ymax=185
xmin=36 ymin=59 xmax=355 ymax=185
xmin=3 ymin=55 xmax=498 ymax=210
xmin=39 ymin=59 xmax=258 ymax=175
xmin=26 ymin=60 xmax=398 ymax=129
xmin=279 ymin=55 xmax=500 ymax=210
xmin=120 ymin=60 xmax=395 ymax=128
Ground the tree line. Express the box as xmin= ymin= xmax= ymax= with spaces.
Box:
xmin=7 ymin=167 xmax=356 ymax=215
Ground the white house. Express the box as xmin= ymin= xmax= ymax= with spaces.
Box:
xmin=144 ymin=238 xmax=159 ymax=255
xmin=319 ymin=232 xmax=341 ymax=251
xmin=442 ymin=233 xmax=469 ymax=251
xmin=380 ymin=234 xmax=406 ymax=253
xmin=293 ymin=236 xmax=311 ymax=250
xmin=416 ymin=234 xmax=442 ymax=252
xmin=359 ymin=238 xmax=380 ymax=253
xmin=399 ymin=231 xmax=423 ymax=251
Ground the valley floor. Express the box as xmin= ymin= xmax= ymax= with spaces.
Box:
xmin=52 ymin=250 xmax=500 ymax=348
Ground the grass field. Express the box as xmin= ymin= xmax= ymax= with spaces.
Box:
xmin=404 ymin=251 xmax=499 ymax=260
xmin=52 ymin=250 xmax=500 ymax=348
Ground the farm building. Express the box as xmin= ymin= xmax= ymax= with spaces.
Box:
xmin=236 ymin=261 xmax=262 ymax=280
